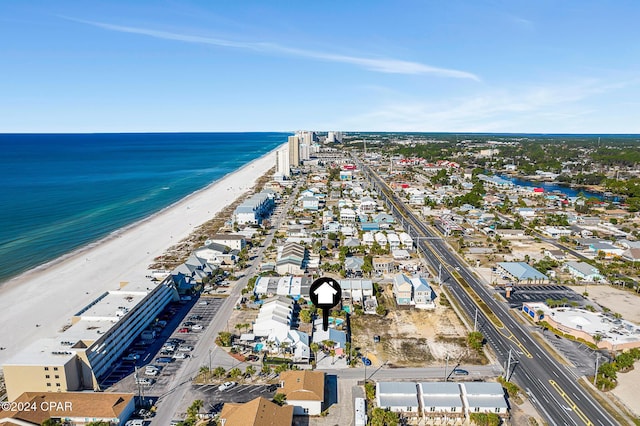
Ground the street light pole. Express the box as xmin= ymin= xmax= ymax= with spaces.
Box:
xmin=444 ymin=353 xmax=449 ymax=381
xmin=209 ymin=348 xmax=212 ymax=382
xmin=474 ymin=308 xmax=478 ymax=332
xmin=594 ymin=354 xmax=601 ymax=386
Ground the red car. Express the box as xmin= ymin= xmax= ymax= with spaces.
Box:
xmin=177 ymin=327 xmax=189 ymax=333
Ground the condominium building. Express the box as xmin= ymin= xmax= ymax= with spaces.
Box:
xmin=288 ymin=135 xmax=300 ymax=167
xmin=276 ymin=147 xmax=291 ymax=178
xmin=233 ymin=190 xmax=276 ymax=225
xmin=3 ymin=279 xmax=177 ymax=400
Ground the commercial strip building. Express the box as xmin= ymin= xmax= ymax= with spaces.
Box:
xmin=0 ymin=392 xmax=135 ymax=425
xmin=2 ymin=279 xmax=177 ymax=400
xmin=523 ymin=302 xmax=640 ymax=351
xmin=376 ymin=381 xmax=508 ymax=420
xmin=496 ymin=262 xmax=549 ymax=285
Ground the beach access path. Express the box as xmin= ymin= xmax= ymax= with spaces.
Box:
xmin=0 ymin=146 xmax=281 ymax=366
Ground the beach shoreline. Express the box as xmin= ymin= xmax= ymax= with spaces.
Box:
xmin=0 ymin=144 xmax=283 ymax=366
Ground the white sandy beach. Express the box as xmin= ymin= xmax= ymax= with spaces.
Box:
xmin=0 ymin=146 xmax=281 ymax=366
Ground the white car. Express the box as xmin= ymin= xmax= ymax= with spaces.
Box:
xmin=173 ymin=352 xmax=189 ymax=359
xmin=136 ymin=377 xmax=155 ymax=385
xmin=191 ymin=324 xmax=203 ymax=331
xmin=218 ymin=381 xmax=237 ymax=391
xmin=178 ymin=345 xmax=194 ymax=352
xmin=199 ymin=300 xmax=209 ymax=305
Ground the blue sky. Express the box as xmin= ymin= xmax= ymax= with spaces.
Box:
xmin=2 ymin=1 xmax=640 ymax=133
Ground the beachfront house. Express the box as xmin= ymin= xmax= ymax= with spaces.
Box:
xmin=194 ymin=242 xmax=238 ymax=267
xmin=205 ymin=233 xmax=246 ymax=251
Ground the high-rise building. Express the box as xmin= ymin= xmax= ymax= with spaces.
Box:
xmin=276 ymin=148 xmax=290 ymax=178
xmin=288 ymin=136 xmax=300 ymax=167
xmin=299 ymin=144 xmax=310 ymax=162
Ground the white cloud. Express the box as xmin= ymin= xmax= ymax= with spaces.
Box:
xmin=65 ymin=17 xmax=480 ymax=81
xmin=338 ymin=79 xmax=637 ymax=132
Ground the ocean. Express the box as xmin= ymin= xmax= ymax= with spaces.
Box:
xmin=0 ymin=133 xmax=288 ymax=284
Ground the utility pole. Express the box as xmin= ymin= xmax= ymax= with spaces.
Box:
xmin=474 ymin=308 xmax=478 ymax=332
xmin=438 ymin=264 xmax=442 ymax=286
xmin=505 ymin=349 xmax=513 ymax=381
xmin=594 ymin=354 xmax=601 ymax=386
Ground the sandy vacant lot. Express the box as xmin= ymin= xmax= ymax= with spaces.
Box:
xmin=568 ymin=285 xmax=640 ymax=324
xmin=610 ymin=367 xmax=640 ymax=418
xmin=351 ymin=285 xmax=477 ymax=368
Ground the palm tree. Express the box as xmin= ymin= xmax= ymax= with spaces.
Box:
xmin=213 ymin=366 xmax=226 ymax=380
xmin=228 ymin=367 xmax=242 ymax=380
xmin=245 ymin=365 xmax=256 ymax=377
xmin=310 ymin=342 xmax=320 ymax=364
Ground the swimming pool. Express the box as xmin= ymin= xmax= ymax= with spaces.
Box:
xmin=254 ymin=343 xmax=264 ymax=352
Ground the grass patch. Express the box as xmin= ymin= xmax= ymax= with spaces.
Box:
xmin=452 ymin=271 xmax=504 ymax=329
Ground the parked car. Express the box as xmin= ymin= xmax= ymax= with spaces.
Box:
xmin=453 ymin=369 xmax=469 ymax=376
xmin=173 ymin=352 xmax=190 ymax=359
xmin=178 ymin=327 xmax=189 ymax=333
xmin=199 ymin=300 xmax=209 ymax=305
xmin=136 ymin=377 xmax=155 ymax=385
xmin=155 ymin=357 xmax=174 ymax=363
xmin=178 ymin=345 xmax=194 ymax=352
xmin=191 ymin=324 xmax=203 ymax=331
xmin=123 ymin=353 xmax=140 ymax=362
xmin=218 ymin=381 xmax=237 ymax=391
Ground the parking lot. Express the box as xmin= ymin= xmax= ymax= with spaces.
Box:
xmin=500 ymin=285 xmax=586 ymax=309
xmin=103 ymin=296 xmax=226 ymax=393
xmin=190 ymin=383 xmax=278 ymax=415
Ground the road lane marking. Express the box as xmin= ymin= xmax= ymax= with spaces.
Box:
xmin=549 ymin=380 xmax=594 ymax=426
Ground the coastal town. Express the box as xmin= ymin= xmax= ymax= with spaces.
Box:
xmin=2 ymin=132 xmax=640 ymax=426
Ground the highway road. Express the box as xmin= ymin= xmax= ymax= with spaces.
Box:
xmin=151 ymin=184 xmax=300 ymax=424
xmin=359 ymin=160 xmax=618 ymax=426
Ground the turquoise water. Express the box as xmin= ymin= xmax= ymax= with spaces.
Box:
xmin=0 ymin=133 xmax=288 ymax=283
xmin=497 ymin=175 xmax=604 ymax=199
xmin=254 ymin=343 xmax=264 ymax=352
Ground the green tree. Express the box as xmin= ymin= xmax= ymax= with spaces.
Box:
xmin=272 ymin=393 xmax=287 ymax=406
xmin=369 ymin=407 xmax=399 ymax=426
xmin=228 ymin=367 xmax=242 ymax=380
xmin=184 ymin=399 xmax=204 ymax=426
xmin=216 ymin=331 xmax=232 ymax=347
xmin=213 ymin=366 xmax=226 ymax=379
xmin=365 ymin=381 xmax=376 ymax=401
xmin=299 ymin=309 xmax=312 ymax=323
xmin=245 ymin=365 xmax=256 ymax=377
xmin=598 ymin=362 xmax=618 ymax=380
xmin=310 ymin=342 xmax=320 ymax=364
xmin=467 ymin=331 xmax=484 ymax=351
